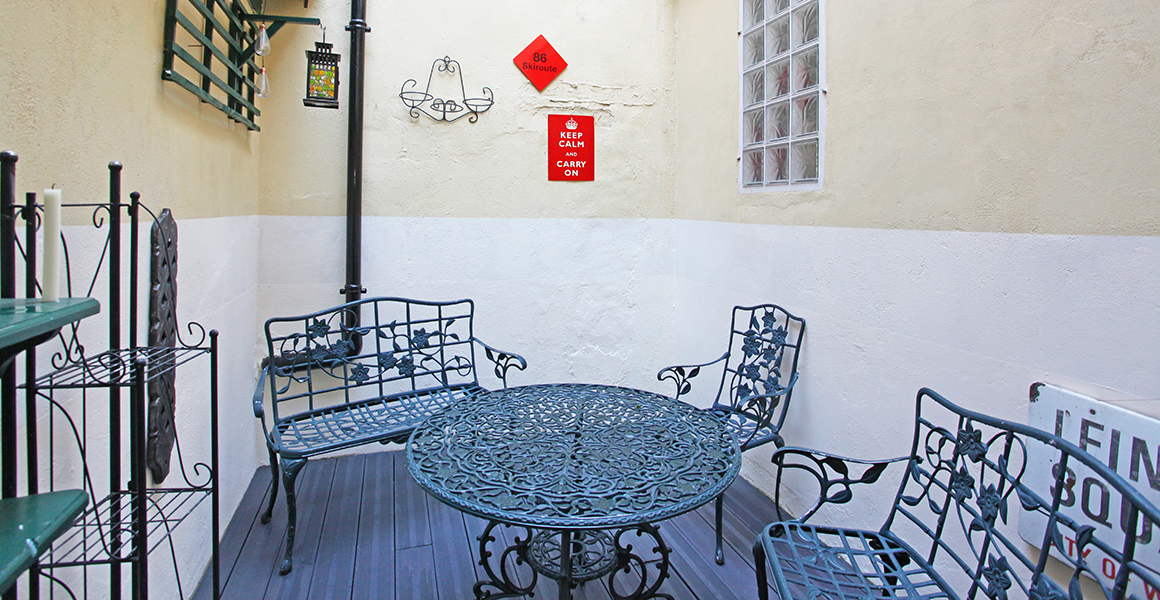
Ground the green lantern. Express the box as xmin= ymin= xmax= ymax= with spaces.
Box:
xmin=304 ymin=41 xmax=340 ymax=109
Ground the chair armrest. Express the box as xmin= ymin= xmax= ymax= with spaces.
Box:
xmin=656 ymin=352 xmax=728 ymax=399
xmin=253 ymin=362 xmax=269 ymax=420
xmin=473 ymin=338 xmax=527 ymax=388
xmin=771 ymin=446 xmax=908 ymax=523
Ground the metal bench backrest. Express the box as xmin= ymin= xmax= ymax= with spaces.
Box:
xmin=883 ymin=388 xmax=1160 ymax=600
xmin=264 ymin=297 xmax=481 ymax=420
xmin=714 ymin=304 xmax=805 ymax=418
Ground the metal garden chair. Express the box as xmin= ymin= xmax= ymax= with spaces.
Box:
xmin=657 ymin=303 xmax=806 ymax=564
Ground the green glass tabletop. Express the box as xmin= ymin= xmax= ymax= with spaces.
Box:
xmin=0 ymin=298 xmax=99 ymax=352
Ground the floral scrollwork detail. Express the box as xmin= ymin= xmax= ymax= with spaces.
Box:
xmin=982 ymin=555 xmax=1012 ymax=600
xmin=949 ymin=466 xmax=975 ymax=503
xmin=397 ymin=355 xmax=416 ymax=377
xmin=734 ymin=309 xmax=791 ymax=402
xmin=307 ymin=318 xmax=330 ymax=340
xmin=349 ymin=364 xmax=370 ymax=385
xmin=976 ymin=483 xmax=1006 ymax=527
xmin=957 ymin=422 xmax=987 ymax=463
xmin=1028 ymin=575 xmax=1067 ymax=600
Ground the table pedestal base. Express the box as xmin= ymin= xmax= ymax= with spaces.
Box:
xmin=474 ymin=521 xmax=674 ymax=600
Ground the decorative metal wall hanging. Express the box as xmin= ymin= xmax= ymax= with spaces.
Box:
xmin=399 ymin=56 xmax=493 ymax=123
xmin=147 ymin=209 xmax=179 ymax=483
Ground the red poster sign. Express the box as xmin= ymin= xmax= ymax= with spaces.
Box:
xmin=548 ymin=115 xmax=594 ymax=181
xmin=514 ymin=35 xmax=567 ymax=92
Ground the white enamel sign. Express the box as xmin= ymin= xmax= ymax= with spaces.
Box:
xmin=1021 ymin=383 xmax=1160 ymax=598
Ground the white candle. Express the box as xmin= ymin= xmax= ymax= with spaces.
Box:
xmin=42 ymin=189 xmax=61 ymax=302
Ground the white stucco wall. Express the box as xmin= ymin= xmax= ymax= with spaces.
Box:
xmin=256 ymin=212 xmax=1160 ymax=532
xmin=672 ymin=220 xmax=1160 ymax=526
xmin=258 ymin=216 xmax=678 ymax=391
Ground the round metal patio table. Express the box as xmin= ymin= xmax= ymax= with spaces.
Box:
xmin=406 ymin=383 xmax=741 ymax=600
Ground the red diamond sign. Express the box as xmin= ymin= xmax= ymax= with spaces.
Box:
xmin=514 ymin=35 xmax=567 ymax=92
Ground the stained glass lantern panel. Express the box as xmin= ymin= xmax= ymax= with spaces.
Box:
xmin=304 ymin=42 xmax=341 ymax=109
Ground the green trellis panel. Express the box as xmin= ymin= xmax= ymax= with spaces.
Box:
xmin=162 ymin=0 xmax=262 ymax=131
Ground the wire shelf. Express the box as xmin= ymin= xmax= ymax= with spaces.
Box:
xmin=40 ymin=487 xmax=212 ymax=568
xmin=29 ymin=346 xmax=210 ymax=389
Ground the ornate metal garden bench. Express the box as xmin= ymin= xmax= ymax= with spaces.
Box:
xmin=253 ymin=296 xmax=526 ymax=575
xmin=755 ymin=387 xmax=1160 ymax=600
xmin=658 ymin=303 xmax=806 ymax=565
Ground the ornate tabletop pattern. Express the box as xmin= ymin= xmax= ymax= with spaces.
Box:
xmin=407 ymin=384 xmax=741 ymax=530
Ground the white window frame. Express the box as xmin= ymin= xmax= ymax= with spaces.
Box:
xmin=739 ymin=0 xmax=825 ymax=191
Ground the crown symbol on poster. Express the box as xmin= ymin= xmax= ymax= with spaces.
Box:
xmin=565 ymin=117 xmax=578 ymax=130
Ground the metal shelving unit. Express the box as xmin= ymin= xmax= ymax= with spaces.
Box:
xmin=1 ymin=154 xmax=219 ymax=600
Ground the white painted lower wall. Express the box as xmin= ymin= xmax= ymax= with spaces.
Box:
xmin=672 ymin=219 xmax=1160 ymax=528
xmin=257 ymin=216 xmax=680 ymax=393
xmin=87 ymin=214 xmax=1153 ymax=598
xmin=139 ymin=216 xmax=263 ymax=599
xmin=258 ymin=215 xmax=1159 ymax=493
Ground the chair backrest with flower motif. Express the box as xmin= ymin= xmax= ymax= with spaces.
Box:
xmin=714 ymin=304 xmax=806 ymax=449
xmin=881 ymin=388 xmax=1160 ymax=600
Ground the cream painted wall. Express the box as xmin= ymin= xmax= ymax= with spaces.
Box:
xmin=675 ymin=0 xmax=1160 ymax=235
xmin=0 ymin=1 xmax=262 ymax=220
xmin=255 ymin=0 xmax=677 ymax=219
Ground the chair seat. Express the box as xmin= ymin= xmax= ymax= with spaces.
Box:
xmin=273 ymin=384 xmax=483 ymax=457
xmin=759 ymin=522 xmax=949 ymax=600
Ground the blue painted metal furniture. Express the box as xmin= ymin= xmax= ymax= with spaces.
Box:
xmin=755 ymin=387 xmax=1160 ymax=600
xmin=254 ymin=296 xmax=527 ymax=575
xmin=407 ymin=383 xmax=742 ymax=600
xmin=657 ymin=303 xmax=805 ymax=564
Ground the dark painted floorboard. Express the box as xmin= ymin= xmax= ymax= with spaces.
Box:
xmin=392 ymin=451 xmax=431 ymax=551
xmin=262 ymin=458 xmax=337 ymax=600
xmin=426 ymin=496 xmax=478 ymax=600
xmin=351 ymin=451 xmax=395 ymax=600
xmin=308 ymin=454 xmax=365 ymax=600
xmin=191 ymin=465 xmax=273 ymax=600
xmin=195 ymin=450 xmax=782 ymax=600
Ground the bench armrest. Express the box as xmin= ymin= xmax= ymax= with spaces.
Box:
xmin=656 ymin=352 xmax=729 ymax=399
xmin=771 ymin=446 xmax=908 ymax=523
xmin=473 ymin=338 xmax=527 ymax=388
xmin=253 ymin=362 xmax=269 ymax=420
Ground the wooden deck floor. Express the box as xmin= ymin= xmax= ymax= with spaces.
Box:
xmin=192 ymin=450 xmax=781 ymax=600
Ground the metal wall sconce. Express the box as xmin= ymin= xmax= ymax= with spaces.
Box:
xmin=305 ymin=41 xmax=341 ymax=109
xmin=399 ymin=56 xmax=493 ymax=123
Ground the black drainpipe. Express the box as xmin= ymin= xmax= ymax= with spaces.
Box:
xmin=344 ymin=0 xmax=367 ymax=347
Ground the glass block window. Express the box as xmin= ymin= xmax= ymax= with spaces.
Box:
xmin=741 ymin=0 xmax=822 ymax=188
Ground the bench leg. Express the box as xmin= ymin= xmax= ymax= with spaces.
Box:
xmin=261 ymin=445 xmax=280 ymax=525
xmin=753 ymin=537 xmax=769 ymax=600
xmin=715 ymin=493 xmax=725 ymax=565
xmin=279 ymin=457 xmax=307 ymax=576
